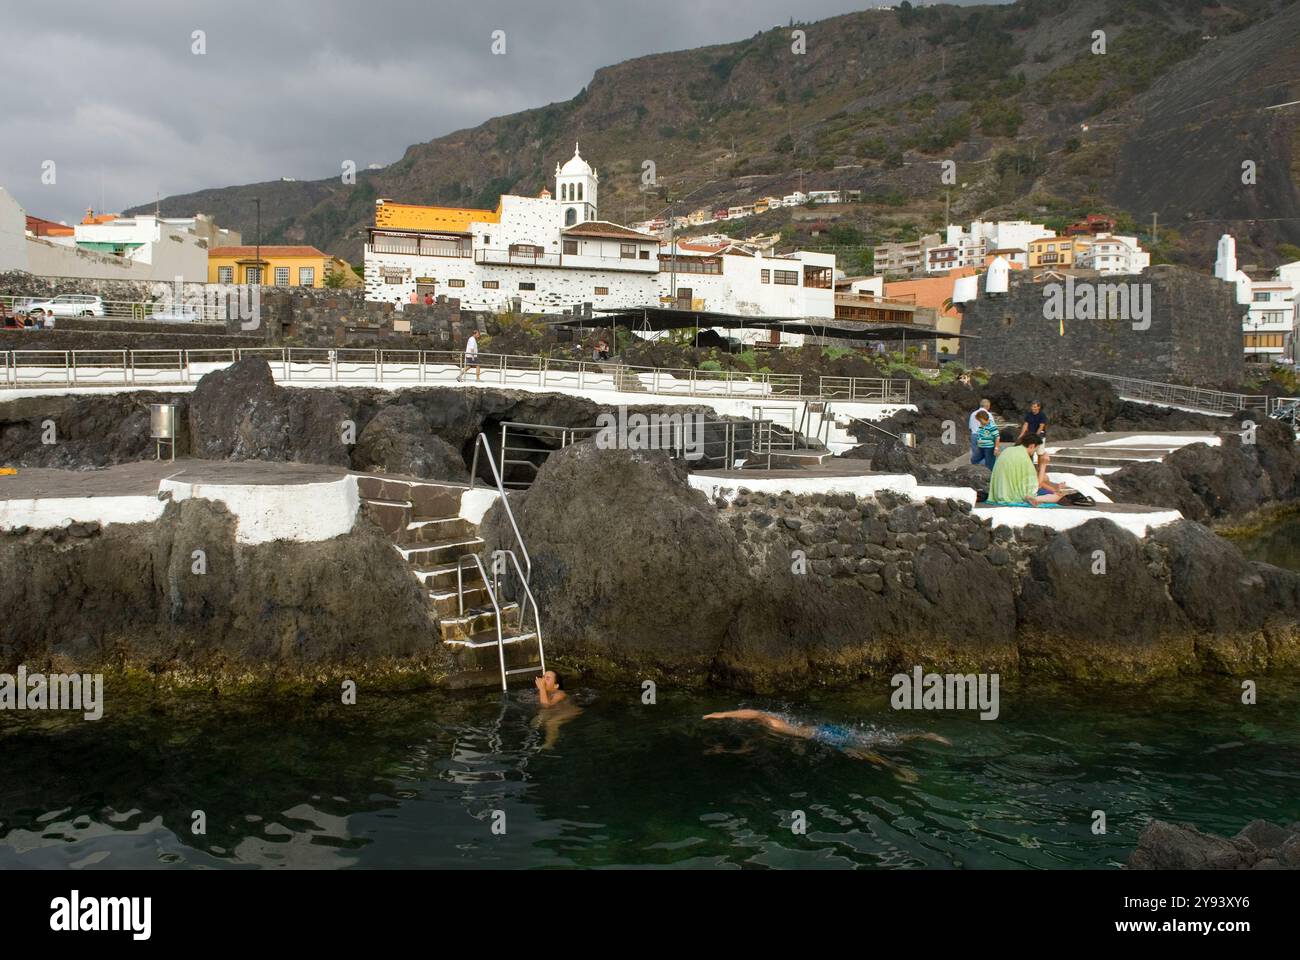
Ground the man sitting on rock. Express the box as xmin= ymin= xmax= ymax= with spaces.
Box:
xmin=987 ymin=436 xmax=1072 ymax=507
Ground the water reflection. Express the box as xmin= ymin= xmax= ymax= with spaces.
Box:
xmin=0 ymin=678 xmax=1297 ymax=869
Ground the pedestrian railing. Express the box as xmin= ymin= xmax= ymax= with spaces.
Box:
xmin=1 ymin=295 xmax=224 ymax=322
xmin=0 ymin=346 xmax=911 ymax=405
xmin=1075 ymin=370 xmax=1268 ymax=415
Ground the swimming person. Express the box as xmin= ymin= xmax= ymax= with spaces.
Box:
xmin=533 ymin=671 xmax=580 ymax=749
xmin=702 ymin=709 xmax=949 ymax=779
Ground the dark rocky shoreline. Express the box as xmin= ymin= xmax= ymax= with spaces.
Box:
xmin=1128 ymin=819 xmax=1300 ymax=870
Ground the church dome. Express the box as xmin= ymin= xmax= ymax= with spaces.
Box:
xmin=559 ymin=144 xmax=594 ymax=177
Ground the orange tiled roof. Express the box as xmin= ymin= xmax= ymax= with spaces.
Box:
xmin=209 ymin=245 xmax=331 ymax=259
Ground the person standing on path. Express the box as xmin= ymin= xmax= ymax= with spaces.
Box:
xmin=968 ymin=398 xmax=994 ymax=463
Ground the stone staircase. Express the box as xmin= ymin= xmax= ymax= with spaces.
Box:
xmin=357 ymin=475 xmax=543 ymax=688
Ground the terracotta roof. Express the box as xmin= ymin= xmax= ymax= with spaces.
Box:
xmin=209 ymin=245 xmax=331 ymax=259
xmin=25 ymin=215 xmax=73 ymax=236
xmin=561 ymin=221 xmax=657 ymax=241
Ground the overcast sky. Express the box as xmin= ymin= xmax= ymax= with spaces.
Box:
xmin=0 ymin=0 xmax=994 ymax=224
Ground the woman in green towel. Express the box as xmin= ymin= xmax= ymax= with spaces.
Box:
xmin=987 ymin=436 xmax=1072 ymax=506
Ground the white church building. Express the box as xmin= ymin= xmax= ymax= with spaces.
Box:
xmin=363 ymin=145 xmax=835 ymax=330
xmin=1214 ymin=234 xmax=1299 ymax=362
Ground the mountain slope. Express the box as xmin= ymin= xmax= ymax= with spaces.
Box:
xmin=128 ymin=0 xmax=1299 ymax=268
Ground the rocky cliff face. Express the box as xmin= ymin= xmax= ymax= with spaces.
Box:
xmin=481 ymin=444 xmax=1300 ymax=690
xmin=0 ymin=497 xmax=445 ymax=687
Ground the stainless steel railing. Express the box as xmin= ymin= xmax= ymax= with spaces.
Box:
xmin=1075 ymin=370 xmax=1268 ymax=415
xmin=467 ymin=433 xmax=530 ymax=584
xmin=0 ymin=346 xmax=911 ymax=404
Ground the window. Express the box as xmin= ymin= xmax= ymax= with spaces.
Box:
xmin=563 ymin=240 xmax=578 ymax=255
xmin=774 ymin=269 xmax=799 ymax=285
xmin=519 ymin=282 xmax=536 ymax=291
xmin=483 ymin=280 xmax=499 ymax=289
xmin=299 ymin=267 xmax=315 ymax=286
xmin=246 ymin=266 xmax=263 ymax=285
xmin=217 ymin=266 xmax=233 ymax=284
xmin=448 ymin=278 xmax=465 ymax=287
xmin=659 ymin=255 xmax=721 ymax=275
xmin=761 ymin=269 xmax=770 ymax=284
xmin=510 ymin=243 xmax=544 ymax=259
xmin=483 ymin=235 xmax=491 ymax=246
xmin=565 ymin=208 xmax=577 ymax=226
xmin=275 ymin=267 xmax=290 ymax=286
xmin=595 ymin=286 xmax=609 ymax=295
xmin=620 ymin=243 xmax=637 ymax=259
xmin=639 ymin=250 xmax=650 ymax=260
xmin=803 ymin=266 xmax=831 ymax=288
xmin=577 ymin=183 xmax=583 ymax=201
xmin=1253 ymin=292 xmax=1271 ymax=302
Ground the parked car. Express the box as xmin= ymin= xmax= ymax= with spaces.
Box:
xmin=148 ymin=303 xmax=203 ymax=323
xmin=23 ymin=294 xmax=106 ymax=319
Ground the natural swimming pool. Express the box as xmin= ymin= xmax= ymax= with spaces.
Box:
xmin=2 ymin=676 xmax=1296 ymax=869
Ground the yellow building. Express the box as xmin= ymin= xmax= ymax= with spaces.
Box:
xmin=207 ymin=245 xmax=360 ymax=287
xmin=1027 ymin=236 xmax=1090 ymax=269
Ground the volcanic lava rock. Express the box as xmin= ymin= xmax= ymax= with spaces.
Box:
xmin=1128 ymin=819 xmax=1300 ymax=870
xmin=188 ymin=357 xmax=351 ymax=465
xmin=352 ymin=403 xmax=467 ymax=481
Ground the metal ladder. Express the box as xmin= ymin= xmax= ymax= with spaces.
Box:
xmin=452 ymin=550 xmax=545 ymax=691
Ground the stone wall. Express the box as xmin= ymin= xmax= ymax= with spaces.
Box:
xmin=0 ymin=269 xmax=199 ymax=303
xmin=958 ymin=265 xmax=1246 ymax=386
xmin=235 ymin=288 xmax=490 ymax=349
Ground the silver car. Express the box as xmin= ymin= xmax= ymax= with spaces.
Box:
xmin=24 ymin=294 xmax=107 ymax=319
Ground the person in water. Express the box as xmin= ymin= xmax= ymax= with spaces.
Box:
xmin=533 ymin=671 xmax=580 ymax=749
xmin=702 ymin=709 xmax=949 ymax=779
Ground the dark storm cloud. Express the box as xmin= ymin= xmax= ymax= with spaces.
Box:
xmin=0 ymin=0 xmax=970 ymax=223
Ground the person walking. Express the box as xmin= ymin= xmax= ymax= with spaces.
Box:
xmin=972 ymin=410 xmax=1000 ymax=470
xmin=456 ymin=331 xmax=481 ymax=382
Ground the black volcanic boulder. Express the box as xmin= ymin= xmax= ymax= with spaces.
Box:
xmin=352 ymin=403 xmax=466 ymax=481
xmin=0 ymin=391 xmax=192 ymax=469
xmin=1107 ymin=418 xmax=1300 ymax=521
xmin=479 ymin=442 xmax=749 ymax=671
xmin=188 ymin=357 xmax=350 ymax=465
xmin=1128 ymin=819 xmax=1300 ymax=870
xmin=1016 ymin=518 xmax=1194 ymax=676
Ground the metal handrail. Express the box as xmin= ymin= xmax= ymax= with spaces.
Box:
xmin=467 ymin=433 xmax=530 ymax=583
xmin=495 ymin=548 xmax=544 ymax=675
xmin=0 ymin=346 xmax=913 ymax=403
xmin=1075 ymin=370 xmax=1268 ymax=414
xmin=455 ymin=553 xmax=509 ymax=690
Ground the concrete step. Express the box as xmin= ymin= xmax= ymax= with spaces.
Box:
xmin=429 ymin=585 xmax=491 ymax=617
xmin=394 ymin=537 xmax=484 ymax=568
xmin=438 ymin=603 xmax=522 ymax=642
xmin=769 ymin=448 xmax=833 ymax=467
xmin=404 ymin=516 xmax=478 ymax=543
xmin=361 ymin=498 xmax=412 ymax=537
xmin=442 ymin=621 xmax=534 ymax=648
xmin=413 ymin=563 xmax=486 ymax=590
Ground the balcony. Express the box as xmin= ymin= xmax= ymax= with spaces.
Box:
xmin=473 ymin=248 xmax=658 ymax=272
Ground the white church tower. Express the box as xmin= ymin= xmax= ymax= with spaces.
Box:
xmin=555 ymin=143 xmax=598 ymax=226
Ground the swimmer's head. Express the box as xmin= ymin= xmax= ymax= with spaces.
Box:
xmin=542 ymin=670 xmax=563 ymax=692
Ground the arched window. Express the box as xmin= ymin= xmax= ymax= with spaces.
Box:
xmin=565 ymin=207 xmax=577 ymax=226
xmin=577 ymin=183 xmax=583 ymax=201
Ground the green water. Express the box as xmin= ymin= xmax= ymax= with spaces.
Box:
xmin=1237 ymin=516 xmax=1300 ymax=572
xmin=2 ymin=678 xmax=1297 ymax=869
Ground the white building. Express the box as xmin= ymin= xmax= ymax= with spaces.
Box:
xmin=0 ymin=188 xmax=208 ymax=282
xmin=928 ymin=219 xmax=1055 ymax=272
xmin=363 ymin=146 xmax=836 ymax=332
xmin=1214 ymin=234 xmax=1299 ymax=362
xmin=807 ymin=190 xmax=842 ymax=205
xmin=73 ymin=214 xmax=209 ymax=281
xmin=782 ymin=192 xmax=808 ymax=207
xmin=1076 ymin=234 xmax=1150 ymax=275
